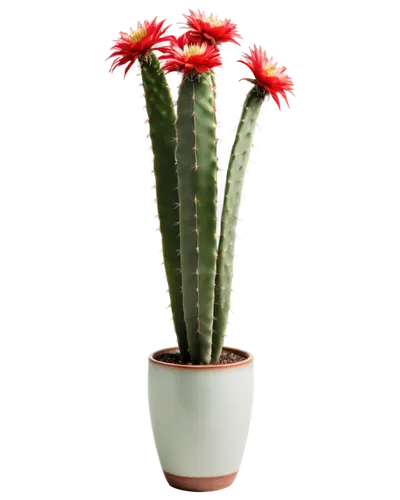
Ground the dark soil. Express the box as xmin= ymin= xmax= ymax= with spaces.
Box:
xmin=155 ymin=349 xmax=248 ymax=365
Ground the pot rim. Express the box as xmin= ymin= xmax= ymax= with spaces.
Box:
xmin=149 ymin=346 xmax=254 ymax=370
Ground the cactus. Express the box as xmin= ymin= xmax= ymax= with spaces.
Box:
xmin=175 ymin=73 xmax=218 ymax=364
xmin=109 ymin=15 xmax=293 ymax=365
xmin=212 ymin=87 xmax=265 ymax=362
xmin=140 ymin=53 xmax=189 ymax=362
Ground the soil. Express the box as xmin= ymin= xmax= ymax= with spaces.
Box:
xmin=155 ymin=349 xmax=248 ymax=365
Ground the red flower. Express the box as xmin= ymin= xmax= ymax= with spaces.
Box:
xmin=108 ymin=17 xmax=172 ymax=77
xmin=159 ymin=41 xmax=222 ymax=75
xmin=182 ymin=9 xmax=241 ymax=46
xmin=239 ymin=45 xmax=294 ymax=109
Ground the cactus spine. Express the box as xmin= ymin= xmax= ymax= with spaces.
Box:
xmin=212 ymin=87 xmax=265 ymax=362
xmin=140 ymin=53 xmax=189 ymax=362
xmin=176 ymin=74 xmax=218 ymax=364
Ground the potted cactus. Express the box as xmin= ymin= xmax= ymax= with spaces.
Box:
xmin=109 ymin=10 xmax=293 ymax=492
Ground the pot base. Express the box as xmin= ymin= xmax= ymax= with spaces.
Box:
xmin=163 ymin=471 xmax=238 ymax=492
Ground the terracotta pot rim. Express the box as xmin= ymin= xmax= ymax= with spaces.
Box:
xmin=149 ymin=346 xmax=254 ymax=369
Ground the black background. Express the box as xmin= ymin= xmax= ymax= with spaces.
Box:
xmin=83 ymin=3 xmax=323 ymax=498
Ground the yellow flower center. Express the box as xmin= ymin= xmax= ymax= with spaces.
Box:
xmin=184 ymin=44 xmax=207 ymax=57
xmin=264 ymin=66 xmax=276 ymax=76
xmin=204 ymin=17 xmax=223 ymax=27
xmin=130 ymin=27 xmax=147 ymax=43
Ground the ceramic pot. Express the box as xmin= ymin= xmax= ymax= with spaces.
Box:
xmin=148 ymin=346 xmax=254 ymax=492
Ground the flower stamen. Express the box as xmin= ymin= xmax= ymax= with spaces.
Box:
xmin=184 ymin=44 xmax=207 ymax=57
xmin=130 ymin=27 xmax=147 ymax=43
xmin=204 ymin=17 xmax=223 ymax=27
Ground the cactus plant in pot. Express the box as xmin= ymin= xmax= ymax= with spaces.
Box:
xmin=108 ymin=10 xmax=293 ymax=492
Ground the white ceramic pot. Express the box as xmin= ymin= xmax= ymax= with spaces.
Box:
xmin=148 ymin=347 xmax=254 ymax=492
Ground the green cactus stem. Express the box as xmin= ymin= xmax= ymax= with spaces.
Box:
xmin=210 ymin=69 xmax=225 ymax=241
xmin=217 ymin=180 xmax=225 ymax=241
xmin=212 ymin=86 xmax=265 ymax=362
xmin=176 ymin=73 xmax=218 ymax=365
xmin=140 ymin=53 xmax=189 ymax=362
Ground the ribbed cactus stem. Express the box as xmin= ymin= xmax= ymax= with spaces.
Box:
xmin=210 ymin=69 xmax=225 ymax=241
xmin=212 ymin=86 xmax=265 ymax=362
xmin=176 ymin=74 xmax=218 ymax=364
xmin=140 ymin=53 xmax=189 ymax=362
